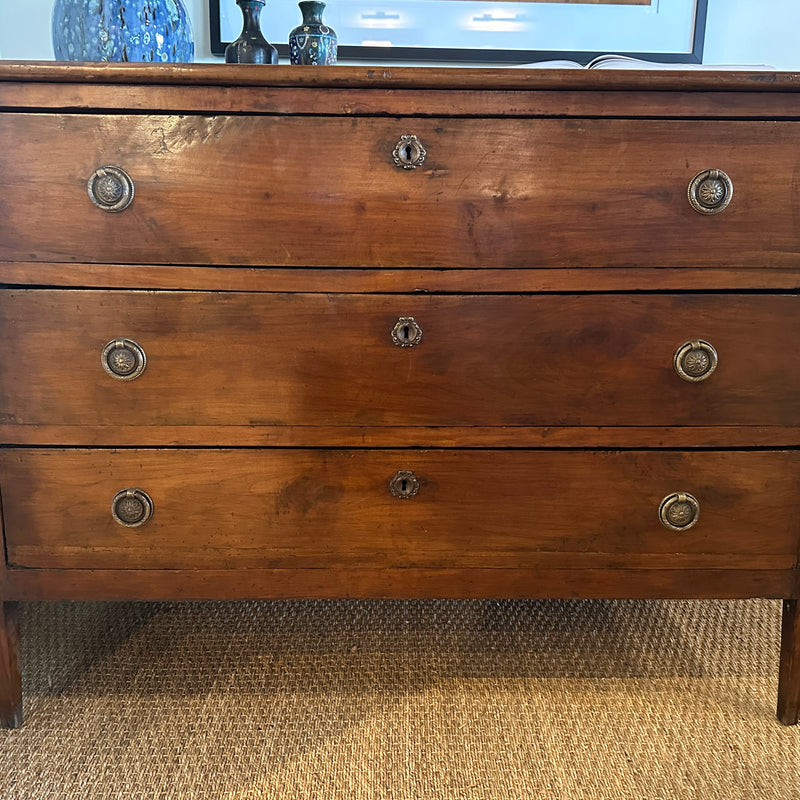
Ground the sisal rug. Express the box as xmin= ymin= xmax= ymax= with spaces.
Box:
xmin=0 ymin=598 xmax=798 ymax=799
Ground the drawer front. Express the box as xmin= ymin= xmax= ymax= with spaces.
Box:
xmin=1 ymin=290 xmax=798 ymax=428
xmin=1 ymin=114 xmax=798 ymax=268
xmin=3 ymin=448 xmax=799 ymax=570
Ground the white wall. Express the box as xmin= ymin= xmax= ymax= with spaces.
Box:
xmin=703 ymin=0 xmax=800 ymax=69
xmin=1 ymin=0 xmax=799 ymax=68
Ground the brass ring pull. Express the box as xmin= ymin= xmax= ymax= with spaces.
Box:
xmin=111 ymin=488 xmax=154 ymax=528
xmin=102 ymin=338 xmax=147 ymax=381
xmin=88 ymin=166 xmax=135 ymax=212
xmin=391 ymin=317 xmax=423 ymax=347
xmin=659 ymin=492 xmax=700 ymax=532
xmin=688 ymin=169 xmax=733 ymax=215
xmin=389 ymin=470 xmax=420 ymax=499
xmin=393 ymin=134 xmax=427 ymax=170
xmin=674 ymin=339 xmax=718 ymax=383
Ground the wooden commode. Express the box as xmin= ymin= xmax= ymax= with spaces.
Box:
xmin=0 ymin=63 xmax=798 ymax=727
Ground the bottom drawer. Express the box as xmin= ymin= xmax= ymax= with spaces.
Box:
xmin=1 ymin=448 xmax=798 ymax=571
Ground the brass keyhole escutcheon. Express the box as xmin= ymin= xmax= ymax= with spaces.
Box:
xmin=389 ymin=470 xmax=420 ymax=499
xmin=391 ymin=316 xmax=423 ymax=347
xmin=392 ymin=134 xmax=427 ymax=170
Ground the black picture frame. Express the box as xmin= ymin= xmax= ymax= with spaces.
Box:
xmin=209 ymin=0 xmax=707 ymax=65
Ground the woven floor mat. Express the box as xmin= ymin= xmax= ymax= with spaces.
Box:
xmin=0 ymin=598 xmax=798 ymax=799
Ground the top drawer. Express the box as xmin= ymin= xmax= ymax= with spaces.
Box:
xmin=1 ymin=114 xmax=797 ymax=268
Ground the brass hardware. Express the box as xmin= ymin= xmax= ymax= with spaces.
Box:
xmin=87 ymin=166 xmax=135 ymax=212
xmin=688 ymin=169 xmax=733 ymax=215
xmin=659 ymin=492 xmax=700 ymax=532
xmin=102 ymin=338 xmax=147 ymax=381
xmin=111 ymin=488 xmax=153 ymax=528
xmin=393 ymin=134 xmax=427 ymax=169
xmin=674 ymin=339 xmax=718 ymax=383
xmin=389 ymin=470 xmax=420 ymax=499
xmin=391 ymin=316 xmax=423 ymax=347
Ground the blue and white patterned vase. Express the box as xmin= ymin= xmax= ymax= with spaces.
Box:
xmin=289 ymin=1 xmax=337 ymax=65
xmin=52 ymin=0 xmax=194 ymax=62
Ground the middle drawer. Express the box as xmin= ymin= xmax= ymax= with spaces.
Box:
xmin=1 ymin=290 xmax=798 ymax=428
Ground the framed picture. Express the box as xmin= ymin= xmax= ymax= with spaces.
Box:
xmin=209 ymin=0 xmax=708 ymax=65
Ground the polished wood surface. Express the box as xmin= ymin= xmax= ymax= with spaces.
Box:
xmin=1 ymin=64 xmax=799 ymax=725
xmin=0 ymin=603 xmax=22 ymax=729
xmin=5 ymin=82 xmax=800 ymax=119
xmin=2 ymin=291 xmax=799 ymax=430
xmin=4 ymin=568 xmax=797 ymax=603
xmin=3 ymin=62 xmax=800 ymax=93
xmin=2 ymin=263 xmax=800 ymax=293
xmin=4 ymin=448 xmax=799 ymax=571
xmin=4 ymin=425 xmax=800 ymax=449
xmin=3 ymin=115 xmax=800 ymax=267
xmin=778 ymin=600 xmax=800 ymax=725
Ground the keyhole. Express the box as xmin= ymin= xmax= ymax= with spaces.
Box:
xmin=392 ymin=317 xmax=422 ymax=347
xmin=393 ymin=135 xmax=426 ymax=170
xmin=390 ymin=470 xmax=419 ymax=498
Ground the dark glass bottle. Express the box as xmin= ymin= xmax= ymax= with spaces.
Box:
xmin=225 ymin=0 xmax=278 ymax=64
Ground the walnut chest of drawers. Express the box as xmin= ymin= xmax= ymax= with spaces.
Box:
xmin=0 ymin=63 xmax=798 ymax=728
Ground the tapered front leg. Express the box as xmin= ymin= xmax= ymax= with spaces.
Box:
xmin=0 ymin=601 xmax=22 ymax=729
xmin=778 ymin=599 xmax=800 ymax=725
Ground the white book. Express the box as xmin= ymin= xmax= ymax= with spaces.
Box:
xmin=512 ymin=54 xmax=774 ymax=70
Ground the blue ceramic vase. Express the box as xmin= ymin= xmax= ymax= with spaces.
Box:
xmin=52 ymin=0 xmax=194 ymax=62
xmin=289 ymin=1 xmax=337 ymax=65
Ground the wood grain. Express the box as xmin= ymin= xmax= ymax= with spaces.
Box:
xmin=778 ymin=599 xmax=800 ymax=725
xmin=3 ymin=64 xmax=800 ymax=725
xmin=2 ymin=448 xmax=798 ymax=571
xmin=2 ymin=264 xmax=800 ymax=293
xmin=3 ymin=115 xmax=800 ymax=268
xmin=4 ymin=82 xmax=800 ymax=119
xmin=2 ymin=62 xmax=799 ymax=94
xmin=3 ymin=425 xmax=800 ymax=449
xmin=0 ymin=602 xmax=22 ymax=729
xmin=2 ymin=291 xmax=799 ymax=429
xmin=5 ymin=567 xmax=797 ymax=603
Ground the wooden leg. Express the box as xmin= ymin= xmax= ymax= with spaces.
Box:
xmin=777 ymin=599 xmax=800 ymax=726
xmin=0 ymin=601 xmax=22 ymax=729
